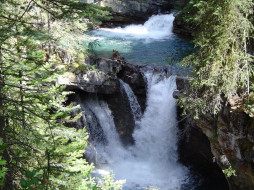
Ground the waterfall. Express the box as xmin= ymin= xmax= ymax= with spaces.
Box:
xmin=133 ymin=73 xmax=179 ymax=163
xmin=83 ymin=98 xmax=120 ymax=146
xmin=80 ymin=97 xmax=126 ymax=165
xmin=119 ymin=79 xmax=142 ymax=122
xmin=82 ymin=12 xmax=190 ymax=189
xmin=82 ymin=73 xmax=189 ymax=189
xmin=122 ymin=73 xmax=188 ymax=189
xmin=92 ymin=14 xmax=175 ymax=40
xmin=87 ymin=13 xmax=193 ymax=65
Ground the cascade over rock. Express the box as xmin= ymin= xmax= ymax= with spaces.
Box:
xmin=62 ymin=12 xmax=231 ymax=189
xmin=81 ymin=0 xmax=171 ymax=20
xmin=71 ymin=71 xmax=191 ymax=189
xmin=80 ymin=0 xmax=190 ymax=27
xmin=64 ymin=52 xmax=176 ymax=145
xmin=63 ymin=52 xmax=229 ymax=189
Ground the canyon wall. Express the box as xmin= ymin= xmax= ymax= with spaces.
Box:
xmin=196 ymin=108 xmax=254 ymax=190
xmin=81 ymin=0 xmax=171 ymax=16
xmin=176 ymin=79 xmax=254 ymax=190
xmin=80 ymin=0 xmax=190 ymax=26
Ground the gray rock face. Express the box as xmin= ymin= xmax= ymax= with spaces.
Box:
xmin=58 ymin=57 xmax=122 ymax=94
xmin=173 ymin=12 xmax=193 ymax=36
xmin=177 ymin=84 xmax=254 ymax=189
xmin=81 ymin=0 xmax=171 ymax=15
xmin=178 ymin=111 xmax=230 ymax=190
xmin=195 ymin=108 xmax=254 ymax=190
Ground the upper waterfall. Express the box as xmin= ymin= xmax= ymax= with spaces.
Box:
xmin=93 ymin=14 xmax=175 ymax=40
xmin=87 ymin=13 xmax=193 ymax=65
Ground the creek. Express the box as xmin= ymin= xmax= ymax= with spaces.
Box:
xmin=81 ymin=14 xmax=196 ymax=189
xmin=87 ymin=14 xmax=193 ymax=66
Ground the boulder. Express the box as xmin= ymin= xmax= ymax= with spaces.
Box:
xmin=173 ymin=12 xmax=193 ymax=37
xmin=58 ymin=57 xmax=122 ymax=94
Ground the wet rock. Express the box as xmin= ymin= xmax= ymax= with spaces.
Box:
xmin=196 ymin=108 xmax=254 ymax=190
xmin=104 ymin=92 xmax=135 ymax=146
xmin=173 ymin=12 xmax=193 ymax=37
xmin=173 ymin=90 xmax=180 ymax=99
xmin=111 ymin=50 xmax=147 ymax=112
xmin=83 ymin=0 xmax=172 ymax=17
xmin=58 ymin=57 xmax=122 ymax=94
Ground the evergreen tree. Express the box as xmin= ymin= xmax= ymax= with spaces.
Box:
xmin=0 ymin=0 xmax=123 ymax=189
xmin=179 ymin=0 xmax=254 ymax=118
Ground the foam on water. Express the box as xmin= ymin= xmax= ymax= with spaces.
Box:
xmin=81 ymin=13 xmax=191 ymax=189
xmin=86 ymin=13 xmax=193 ymax=66
xmin=92 ymin=14 xmax=174 ymax=40
xmin=84 ymin=74 xmax=189 ymax=190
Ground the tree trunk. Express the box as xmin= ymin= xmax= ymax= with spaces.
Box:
xmin=0 ymin=46 xmax=14 ymax=190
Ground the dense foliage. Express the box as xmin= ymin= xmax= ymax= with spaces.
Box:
xmin=0 ymin=0 xmax=123 ymax=189
xmin=179 ymin=0 xmax=254 ymax=118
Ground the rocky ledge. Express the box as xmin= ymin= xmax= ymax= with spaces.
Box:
xmin=195 ymin=108 xmax=254 ymax=190
xmin=58 ymin=51 xmax=175 ymax=96
xmin=177 ymin=79 xmax=254 ymax=189
xmin=173 ymin=12 xmax=193 ymax=37
xmin=58 ymin=56 xmax=122 ymax=94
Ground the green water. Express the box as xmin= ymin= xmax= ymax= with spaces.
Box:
xmin=85 ymin=14 xmax=193 ymax=68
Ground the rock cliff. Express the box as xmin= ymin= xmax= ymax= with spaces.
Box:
xmin=177 ymin=79 xmax=254 ymax=189
xmin=80 ymin=0 xmax=190 ymax=27
xmin=195 ymin=108 xmax=254 ymax=190
xmin=81 ymin=0 xmax=171 ymax=16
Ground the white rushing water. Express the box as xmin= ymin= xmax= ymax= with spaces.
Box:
xmin=92 ymin=14 xmax=175 ymax=40
xmin=82 ymin=12 xmax=190 ymax=189
xmin=84 ymin=73 xmax=189 ymax=190
xmin=82 ymin=98 xmax=126 ymax=164
xmin=119 ymin=79 xmax=142 ymax=123
xmin=87 ymin=13 xmax=193 ymax=66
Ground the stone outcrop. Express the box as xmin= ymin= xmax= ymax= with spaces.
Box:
xmin=195 ymin=108 xmax=254 ymax=190
xmin=176 ymin=78 xmax=229 ymax=189
xmin=58 ymin=57 xmax=122 ymax=94
xmin=81 ymin=0 xmax=171 ymax=17
xmin=173 ymin=12 xmax=193 ymax=36
xmin=177 ymin=79 xmax=254 ymax=189
xmin=80 ymin=0 xmax=181 ymax=27
xmin=178 ymin=112 xmax=230 ymax=190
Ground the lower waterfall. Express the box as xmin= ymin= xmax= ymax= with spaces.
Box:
xmin=81 ymin=72 xmax=190 ymax=190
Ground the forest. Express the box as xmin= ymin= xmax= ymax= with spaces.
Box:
xmin=0 ymin=0 xmax=253 ymax=189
